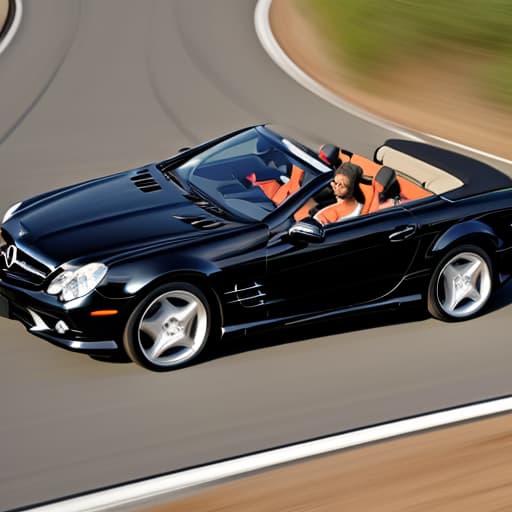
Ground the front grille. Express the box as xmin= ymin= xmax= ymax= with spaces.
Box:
xmin=0 ymin=230 xmax=52 ymax=287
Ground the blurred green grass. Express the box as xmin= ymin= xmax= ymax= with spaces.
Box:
xmin=300 ymin=0 xmax=512 ymax=107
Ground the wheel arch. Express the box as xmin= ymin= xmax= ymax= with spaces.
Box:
xmin=429 ymin=220 xmax=501 ymax=266
xmin=427 ymin=242 xmax=495 ymax=321
xmin=122 ymin=274 xmax=223 ymax=371
xmin=131 ymin=270 xmax=224 ymax=336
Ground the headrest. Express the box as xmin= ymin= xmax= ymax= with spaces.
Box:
xmin=319 ymin=144 xmax=342 ymax=169
xmin=375 ymin=166 xmax=400 ymax=200
xmin=339 ymin=161 xmax=363 ymax=182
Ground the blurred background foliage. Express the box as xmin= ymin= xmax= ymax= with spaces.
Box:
xmin=300 ymin=0 xmax=512 ymax=107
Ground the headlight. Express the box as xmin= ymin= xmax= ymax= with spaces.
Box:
xmin=47 ymin=263 xmax=108 ymax=302
xmin=2 ymin=202 xmax=22 ymax=224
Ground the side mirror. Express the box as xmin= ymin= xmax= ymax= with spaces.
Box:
xmin=288 ymin=220 xmax=325 ymax=244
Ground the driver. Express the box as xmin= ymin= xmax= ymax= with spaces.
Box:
xmin=314 ymin=162 xmax=365 ymax=225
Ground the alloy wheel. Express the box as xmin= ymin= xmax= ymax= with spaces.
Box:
xmin=435 ymin=251 xmax=492 ymax=319
xmin=136 ymin=289 xmax=208 ymax=367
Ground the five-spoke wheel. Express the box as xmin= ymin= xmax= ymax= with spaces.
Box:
xmin=428 ymin=245 xmax=493 ymax=321
xmin=123 ymin=283 xmax=213 ymax=371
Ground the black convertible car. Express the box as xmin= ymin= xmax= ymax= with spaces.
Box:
xmin=1 ymin=125 xmax=512 ymax=371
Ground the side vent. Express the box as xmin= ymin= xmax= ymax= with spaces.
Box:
xmin=131 ymin=170 xmax=162 ymax=193
xmin=183 ymin=193 xmax=225 ymax=217
xmin=224 ymin=282 xmax=266 ymax=308
xmin=174 ymin=215 xmax=225 ymax=230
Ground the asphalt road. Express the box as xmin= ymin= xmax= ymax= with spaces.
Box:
xmin=0 ymin=2 xmax=511 ymax=510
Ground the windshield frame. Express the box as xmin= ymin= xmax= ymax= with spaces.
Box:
xmin=260 ymin=125 xmax=333 ymax=174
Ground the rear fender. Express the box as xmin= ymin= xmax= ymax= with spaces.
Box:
xmin=430 ymin=220 xmax=501 ymax=257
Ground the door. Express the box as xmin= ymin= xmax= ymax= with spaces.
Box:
xmin=264 ymin=207 xmax=419 ymax=319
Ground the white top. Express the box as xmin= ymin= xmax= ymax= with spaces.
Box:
xmin=314 ymin=201 xmax=363 ymax=225
xmin=343 ymin=201 xmax=363 ymax=219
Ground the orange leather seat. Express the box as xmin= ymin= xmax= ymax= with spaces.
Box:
xmin=340 ymin=153 xmax=433 ymax=213
xmin=252 ymin=165 xmax=307 ymax=220
xmin=396 ymin=176 xmax=432 ymax=200
xmin=314 ymin=200 xmax=361 ymax=225
xmin=272 ymin=165 xmax=304 ymax=205
xmin=338 ymin=150 xmax=351 ymax=165
xmin=346 ymin=154 xmax=381 ymax=214
xmin=366 ymin=166 xmax=434 ymax=213
xmin=252 ymin=178 xmax=281 ymax=200
xmin=350 ymin=154 xmax=381 ymax=177
xmin=252 ymin=164 xmax=305 ymax=205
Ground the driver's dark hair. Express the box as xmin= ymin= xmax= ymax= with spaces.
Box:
xmin=335 ymin=162 xmax=365 ymax=204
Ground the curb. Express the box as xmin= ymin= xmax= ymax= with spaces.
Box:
xmin=0 ymin=0 xmax=22 ymax=56
xmin=254 ymin=0 xmax=512 ymax=167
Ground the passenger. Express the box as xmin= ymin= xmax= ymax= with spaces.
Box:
xmin=314 ymin=162 xmax=365 ymax=225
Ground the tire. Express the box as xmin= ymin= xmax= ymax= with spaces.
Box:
xmin=123 ymin=282 xmax=214 ymax=371
xmin=427 ymin=244 xmax=493 ymax=321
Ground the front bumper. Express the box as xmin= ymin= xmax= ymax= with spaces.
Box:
xmin=0 ymin=277 xmax=135 ymax=354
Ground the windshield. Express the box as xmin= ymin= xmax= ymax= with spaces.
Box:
xmin=173 ymin=128 xmax=322 ymax=221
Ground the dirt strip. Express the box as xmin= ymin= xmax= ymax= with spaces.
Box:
xmin=269 ymin=0 xmax=512 ymax=160
xmin=142 ymin=414 xmax=511 ymax=511
xmin=0 ymin=0 xmax=9 ymax=35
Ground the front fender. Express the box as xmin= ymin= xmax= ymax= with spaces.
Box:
xmin=97 ymin=253 xmax=219 ymax=299
xmin=430 ymin=220 xmax=501 ymax=256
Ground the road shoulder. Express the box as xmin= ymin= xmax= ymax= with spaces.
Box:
xmin=270 ymin=0 xmax=512 ymax=160
xmin=0 ymin=0 xmax=9 ymax=35
xmin=145 ymin=414 xmax=512 ymax=511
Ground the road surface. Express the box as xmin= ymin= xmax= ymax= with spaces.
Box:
xmin=0 ymin=2 xmax=511 ymax=510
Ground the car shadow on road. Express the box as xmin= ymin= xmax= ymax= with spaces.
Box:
xmin=482 ymin=279 xmax=512 ymax=314
xmin=91 ymin=281 xmax=512 ymax=369
xmin=88 ymin=307 xmax=430 ymax=370
xmin=211 ymin=306 xmax=430 ymax=362
xmin=211 ymin=280 xmax=512 ymax=362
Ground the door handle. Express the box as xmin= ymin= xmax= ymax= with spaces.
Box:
xmin=389 ymin=225 xmax=416 ymax=242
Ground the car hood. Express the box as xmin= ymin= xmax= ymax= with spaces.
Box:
xmin=5 ymin=165 xmax=237 ymax=266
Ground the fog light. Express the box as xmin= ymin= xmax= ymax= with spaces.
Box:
xmin=55 ymin=320 xmax=69 ymax=334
